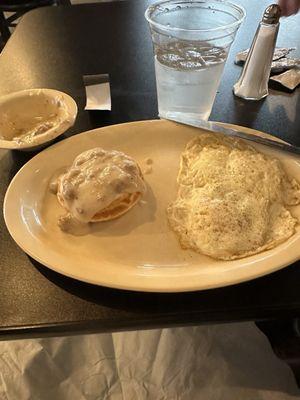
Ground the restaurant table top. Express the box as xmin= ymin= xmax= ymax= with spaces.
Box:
xmin=0 ymin=0 xmax=299 ymax=340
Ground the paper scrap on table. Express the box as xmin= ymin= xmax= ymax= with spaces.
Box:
xmin=83 ymin=74 xmax=111 ymax=111
xmin=235 ymin=47 xmax=296 ymax=64
xmin=235 ymin=47 xmax=300 ymax=91
xmin=270 ymin=68 xmax=300 ymax=90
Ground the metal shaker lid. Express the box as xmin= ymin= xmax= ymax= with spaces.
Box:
xmin=262 ymin=4 xmax=281 ymax=24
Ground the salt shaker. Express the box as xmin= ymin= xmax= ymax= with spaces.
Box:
xmin=233 ymin=4 xmax=281 ymax=100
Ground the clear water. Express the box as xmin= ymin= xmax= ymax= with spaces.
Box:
xmin=155 ymin=42 xmax=227 ymax=120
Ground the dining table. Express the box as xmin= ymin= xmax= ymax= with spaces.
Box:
xmin=0 ymin=0 xmax=300 ymax=384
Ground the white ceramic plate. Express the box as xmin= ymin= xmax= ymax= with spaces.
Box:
xmin=4 ymin=120 xmax=300 ymax=292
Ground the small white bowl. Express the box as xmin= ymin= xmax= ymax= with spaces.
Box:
xmin=0 ymin=88 xmax=78 ymax=151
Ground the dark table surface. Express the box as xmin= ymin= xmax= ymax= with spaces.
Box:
xmin=0 ymin=0 xmax=300 ymax=341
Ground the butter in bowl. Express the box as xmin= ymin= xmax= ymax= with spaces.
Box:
xmin=0 ymin=88 xmax=77 ymax=151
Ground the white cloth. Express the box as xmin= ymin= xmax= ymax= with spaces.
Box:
xmin=0 ymin=323 xmax=299 ymax=400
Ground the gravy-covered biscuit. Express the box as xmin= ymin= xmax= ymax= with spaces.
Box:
xmin=56 ymin=148 xmax=146 ymax=225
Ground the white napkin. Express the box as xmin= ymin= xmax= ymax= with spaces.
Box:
xmin=83 ymin=74 xmax=111 ymax=111
xmin=0 ymin=323 xmax=299 ymax=400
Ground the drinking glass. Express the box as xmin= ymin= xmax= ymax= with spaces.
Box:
xmin=145 ymin=0 xmax=245 ymax=120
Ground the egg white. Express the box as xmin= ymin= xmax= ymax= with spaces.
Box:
xmin=167 ymin=134 xmax=300 ymax=260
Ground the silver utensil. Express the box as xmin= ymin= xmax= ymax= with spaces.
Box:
xmin=161 ymin=115 xmax=300 ymax=155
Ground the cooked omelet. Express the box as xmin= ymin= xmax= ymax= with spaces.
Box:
xmin=167 ymin=133 xmax=300 ymax=260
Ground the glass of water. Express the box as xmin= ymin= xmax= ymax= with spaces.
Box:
xmin=145 ymin=0 xmax=245 ymax=120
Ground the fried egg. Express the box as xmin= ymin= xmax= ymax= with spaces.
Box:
xmin=167 ymin=133 xmax=300 ymax=260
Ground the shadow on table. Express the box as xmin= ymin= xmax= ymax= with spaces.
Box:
xmin=30 ymin=255 xmax=252 ymax=318
xmin=30 ymin=257 xmax=196 ymax=314
xmin=231 ymin=95 xmax=265 ymax=128
xmin=30 ymin=255 xmax=300 ymax=320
